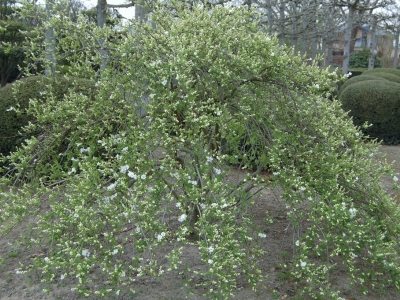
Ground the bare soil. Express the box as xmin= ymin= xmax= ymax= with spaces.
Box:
xmin=1 ymin=145 xmax=400 ymax=300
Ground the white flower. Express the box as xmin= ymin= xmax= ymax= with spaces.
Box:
xmin=112 ymin=249 xmax=118 ymax=255
xmin=6 ymin=106 xmax=14 ymax=111
xmin=258 ymin=233 xmax=266 ymax=238
xmin=300 ymin=261 xmax=307 ymax=268
xmin=273 ymin=172 xmax=280 ymax=176
xmin=141 ymin=174 xmax=146 ymax=180
xmin=178 ymin=214 xmax=187 ymax=222
xmin=189 ymin=180 xmax=197 ymax=186
xmin=60 ymin=274 xmax=65 ymax=280
xmin=299 ymin=186 xmax=306 ymax=192
xmin=121 ymin=147 xmax=128 ymax=152
xmin=107 ymin=182 xmax=117 ymax=191
xmin=315 ymin=84 xmax=320 ymax=89
xmin=295 ymin=240 xmax=300 ymax=246
xmin=206 ymin=156 xmax=213 ymax=163
xmin=15 ymin=270 xmax=22 ymax=274
xmin=159 ymin=165 xmax=164 ymax=170
xmin=208 ymin=246 xmax=214 ymax=253
xmin=211 ymin=203 xmax=218 ymax=208
xmin=208 ymin=259 xmax=213 ymax=264
xmin=355 ymin=132 xmax=360 ymax=136
xmin=120 ymin=165 xmax=129 ymax=173
xmin=157 ymin=232 xmax=166 ymax=242
xmin=82 ymin=249 xmax=90 ymax=257
xmin=68 ymin=167 xmax=76 ymax=175
xmin=213 ymin=168 xmax=221 ymax=175
xmin=80 ymin=147 xmax=90 ymax=153
xmin=74 ymin=213 xmax=79 ymax=218
xmin=116 ymin=290 xmax=120 ymax=296
xmin=127 ymin=171 xmax=137 ymax=180
xmin=176 ymin=202 xmax=181 ymax=208
xmin=162 ymin=79 xmax=168 ymax=86
xmin=350 ymin=252 xmax=358 ymax=259
xmin=307 ymin=196 xmax=312 ymax=201
xmin=393 ymin=176 xmax=399 ymax=182
xmin=349 ymin=207 xmax=357 ymax=219
xmin=44 ymin=257 xmax=50 ymax=262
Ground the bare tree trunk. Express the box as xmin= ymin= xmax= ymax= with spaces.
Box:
xmin=278 ymin=0 xmax=285 ymax=45
xmin=97 ymin=0 xmax=108 ymax=73
xmin=45 ymin=0 xmax=56 ymax=76
xmin=343 ymin=4 xmax=356 ymax=75
xmin=368 ymin=16 xmax=377 ymax=70
xmin=393 ymin=26 xmax=400 ymax=69
xmin=266 ymin=0 xmax=274 ymax=36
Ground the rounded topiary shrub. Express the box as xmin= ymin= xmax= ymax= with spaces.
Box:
xmin=363 ymin=72 xmax=400 ymax=84
xmin=363 ymin=68 xmax=400 ymax=78
xmin=338 ymin=74 xmax=386 ymax=97
xmin=0 ymin=75 xmax=94 ymax=158
xmin=340 ymin=80 xmax=400 ymax=142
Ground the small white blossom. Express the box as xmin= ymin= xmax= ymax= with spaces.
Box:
xmin=6 ymin=106 xmax=14 ymax=111
xmin=127 ymin=171 xmax=137 ymax=180
xmin=206 ymin=156 xmax=213 ymax=163
xmin=116 ymin=290 xmax=120 ymax=296
xmin=74 ymin=213 xmax=79 ymax=218
xmin=159 ymin=165 xmax=164 ymax=170
xmin=82 ymin=249 xmax=90 ymax=257
xmin=300 ymin=261 xmax=307 ymax=268
xmin=355 ymin=132 xmax=360 ymax=136
xmin=299 ymin=186 xmax=306 ymax=192
xmin=121 ymin=147 xmax=128 ymax=153
xmin=307 ymin=196 xmax=312 ymax=201
xmin=68 ymin=167 xmax=76 ymax=175
xmin=107 ymin=182 xmax=117 ymax=191
xmin=44 ymin=257 xmax=50 ymax=262
xmin=141 ymin=174 xmax=146 ymax=180
xmin=315 ymin=84 xmax=320 ymax=89
xmin=214 ymin=168 xmax=221 ymax=175
xmin=349 ymin=207 xmax=357 ymax=219
xmin=295 ymin=240 xmax=300 ymax=246
xmin=178 ymin=214 xmax=187 ymax=222
xmin=273 ymin=172 xmax=280 ymax=176
xmin=149 ymin=93 xmax=156 ymax=99
xmin=80 ymin=147 xmax=90 ymax=153
xmin=208 ymin=259 xmax=213 ymax=264
xmin=393 ymin=176 xmax=398 ymax=182
xmin=189 ymin=180 xmax=197 ymax=186
xmin=258 ymin=233 xmax=266 ymax=238
xmin=60 ymin=274 xmax=65 ymax=280
xmin=162 ymin=79 xmax=168 ymax=86
xmin=120 ymin=165 xmax=129 ymax=173
xmin=208 ymin=246 xmax=215 ymax=253
xmin=176 ymin=202 xmax=181 ymax=208
xmin=112 ymin=249 xmax=118 ymax=255
xmin=350 ymin=252 xmax=358 ymax=259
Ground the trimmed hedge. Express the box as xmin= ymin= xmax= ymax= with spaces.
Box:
xmin=0 ymin=75 xmax=94 ymax=157
xmin=363 ymin=68 xmax=400 ymax=78
xmin=359 ymin=72 xmax=400 ymax=84
xmin=338 ymin=74 xmax=386 ymax=97
xmin=340 ymin=80 xmax=400 ymax=142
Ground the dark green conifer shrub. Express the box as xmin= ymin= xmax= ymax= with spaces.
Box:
xmin=349 ymin=48 xmax=382 ymax=68
xmin=340 ymin=80 xmax=400 ymax=143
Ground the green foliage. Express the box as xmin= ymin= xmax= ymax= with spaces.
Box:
xmin=338 ymin=74 xmax=387 ymax=97
xmin=361 ymin=72 xmax=400 ymax=84
xmin=340 ymin=80 xmax=400 ymax=142
xmin=2 ymin=3 xmax=400 ymax=300
xmin=0 ymin=75 xmax=94 ymax=159
xmin=349 ymin=48 xmax=382 ymax=68
xmin=363 ymin=68 xmax=400 ymax=78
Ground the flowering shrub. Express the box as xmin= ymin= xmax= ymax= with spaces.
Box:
xmin=1 ymin=2 xmax=400 ymax=299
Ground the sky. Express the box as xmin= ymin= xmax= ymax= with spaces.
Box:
xmin=82 ymin=0 xmax=135 ymax=20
